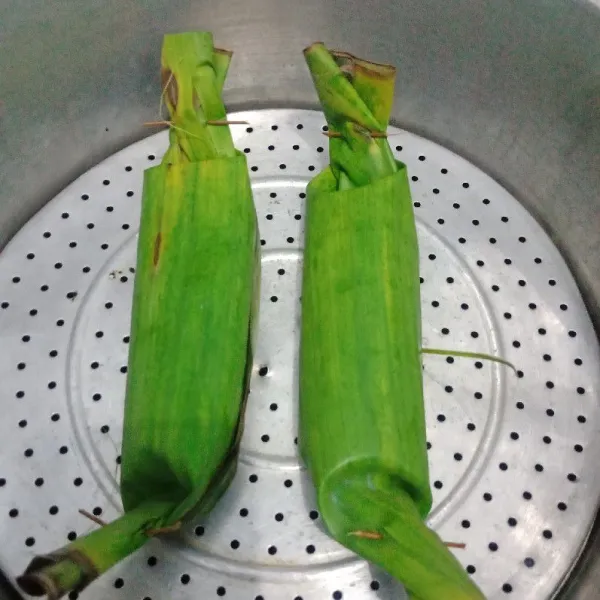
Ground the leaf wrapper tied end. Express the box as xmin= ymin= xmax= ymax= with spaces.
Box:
xmin=320 ymin=471 xmax=485 ymax=600
xmin=16 ymin=498 xmax=173 ymax=599
xmin=160 ymin=34 xmax=236 ymax=163
xmin=18 ymin=552 xmax=93 ymax=599
xmin=303 ymin=42 xmax=398 ymax=188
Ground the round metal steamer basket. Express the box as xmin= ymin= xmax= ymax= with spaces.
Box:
xmin=0 ymin=110 xmax=599 ymax=600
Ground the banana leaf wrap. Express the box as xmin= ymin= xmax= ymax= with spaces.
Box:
xmin=300 ymin=42 xmax=485 ymax=600
xmin=17 ymin=31 xmax=260 ymax=599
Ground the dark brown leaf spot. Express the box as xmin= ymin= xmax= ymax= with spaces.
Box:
xmin=153 ymin=232 xmax=162 ymax=267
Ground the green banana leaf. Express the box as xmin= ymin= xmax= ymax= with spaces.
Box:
xmin=300 ymin=42 xmax=485 ymax=600
xmin=17 ymin=31 xmax=259 ymax=600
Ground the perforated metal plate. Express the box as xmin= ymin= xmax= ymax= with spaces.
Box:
xmin=1 ymin=109 xmax=599 ymax=600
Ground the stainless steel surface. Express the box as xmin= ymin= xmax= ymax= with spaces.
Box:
xmin=1 ymin=2 xmax=599 ymax=598
xmin=0 ymin=110 xmax=599 ymax=600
